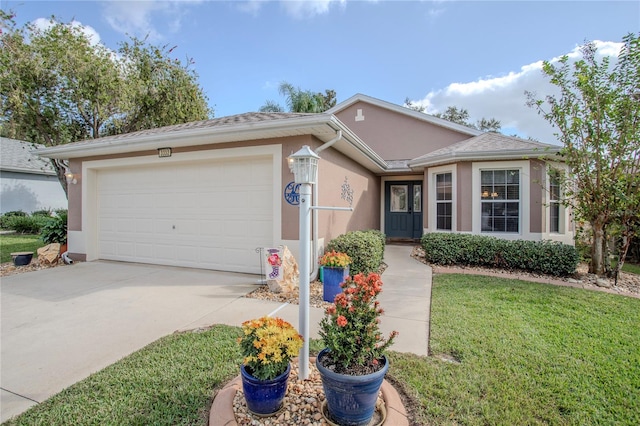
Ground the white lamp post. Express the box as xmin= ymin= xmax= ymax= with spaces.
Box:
xmin=288 ymin=145 xmax=320 ymax=380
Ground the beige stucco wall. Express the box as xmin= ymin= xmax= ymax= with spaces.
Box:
xmin=66 ymin=135 xmax=379 ymax=260
xmin=280 ymin=139 xmax=380 ymax=242
xmin=457 ymin=162 xmax=473 ymax=232
xmin=529 ymin=159 xmax=545 ymax=234
xmin=333 ymin=101 xmax=472 ymax=160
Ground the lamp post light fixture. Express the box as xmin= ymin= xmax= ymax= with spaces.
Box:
xmin=287 ymin=145 xmax=320 ymax=380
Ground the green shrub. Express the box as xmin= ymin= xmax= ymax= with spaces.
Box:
xmin=365 ymin=229 xmax=386 ymax=251
xmin=326 ymin=230 xmax=385 ymax=275
xmin=31 ymin=209 xmax=53 ymax=217
xmin=4 ymin=215 xmax=48 ymax=234
xmin=40 ymin=212 xmax=68 ymax=244
xmin=421 ymin=233 xmax=579 ymax=277
xmin=0 ymin=210 xmax=27 ymax=229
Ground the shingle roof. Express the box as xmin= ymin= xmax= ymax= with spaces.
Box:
xmin=409 ymin=132 xmax=561 ymax=168
xmin=60 ymin=112 xmax=314 ymax=148
xmin=0 ymin=137 xmax=56 ymax=175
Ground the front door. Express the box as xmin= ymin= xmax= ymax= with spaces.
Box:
xmin=384 ymin=181 xmax=423 ymax=239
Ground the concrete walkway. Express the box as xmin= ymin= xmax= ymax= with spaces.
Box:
xmin=0 ymin=246 xmax=432 ymax=422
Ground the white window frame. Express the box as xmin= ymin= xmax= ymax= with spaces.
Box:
xmin=427 ymin=164 xmax=457 ymax=233
xmin=543 ymin=162 xmax=573 ymax=244
xmin=472 ymin=161 xmax=533 ymax=240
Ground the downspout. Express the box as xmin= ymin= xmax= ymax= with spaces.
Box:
xmin=310 ymin=130 xmax=342 ymax=282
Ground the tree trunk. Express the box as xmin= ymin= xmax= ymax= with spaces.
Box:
xmin=51 ymin=159 xmax=69 ymax=199
xmin=590 ymin=222 xmax=606 ymax=276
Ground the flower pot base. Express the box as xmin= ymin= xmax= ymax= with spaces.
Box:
xmin=321 ymin=399 xmax=386 ymax=426
xmin=246 ymin=401 xmax=285 ymax=418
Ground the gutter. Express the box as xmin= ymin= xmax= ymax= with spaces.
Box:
xmin=408 ymin=148 xmax=562 ymax=169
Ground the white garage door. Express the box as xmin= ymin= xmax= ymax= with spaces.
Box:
xmin=96 ymin=156 xmax=273 ymax=273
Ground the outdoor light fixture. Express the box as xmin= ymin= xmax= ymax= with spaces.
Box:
xmin=287 ymin=143 xmax=352 ymax=380
xmin=157 ymin=147 xmax=172 ymax=158
xmin=288 ymin=145 xmax=320 ymax=184
xmin=65 ymin=172 xmax=77 ymax=185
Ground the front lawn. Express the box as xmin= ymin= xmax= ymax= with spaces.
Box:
xmin=392 ymin=274 xmax=640 ymax=425
xmin=4 ymin=276 xmax=639 ymax=425
xmin=0 ymin=234 xmax=43 ymax=263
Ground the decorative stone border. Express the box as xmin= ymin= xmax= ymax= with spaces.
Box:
xmin=209 ymin=358 xmax=409 ymax=426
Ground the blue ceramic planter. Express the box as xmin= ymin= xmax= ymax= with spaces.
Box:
xmin=240 ymin=363 xmax=290 ymax=416
xmin=316 ymin=348 xmax=388 ymax=426
xmin=322 ymin=267 xmax=349 ymax=302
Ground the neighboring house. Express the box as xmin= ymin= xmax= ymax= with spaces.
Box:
xmin=0 ymin=137 xmax=68 ymax=214
xmin=37 ymin=94 xmax=573 ymax=274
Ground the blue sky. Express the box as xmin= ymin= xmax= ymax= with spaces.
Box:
xmin=5 ymin=0 xmax=640 ymax=144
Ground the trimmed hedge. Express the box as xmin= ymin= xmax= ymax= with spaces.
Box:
xmin=326 ymin=230 xmax=386 ymax=275
xmin=3 ymin=215 xmax=48 ymax=234
xmin=421 ymin=233 xmax=579 ymax=277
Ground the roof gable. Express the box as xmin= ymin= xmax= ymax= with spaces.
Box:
xmin=328 ymin=94 xmax=482 ymax=137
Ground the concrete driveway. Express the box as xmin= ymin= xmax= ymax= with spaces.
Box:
xmin=1 ymin=246 xmax=431 ymax=423
xmin=0 ymin=261 xmax=288 ymax=423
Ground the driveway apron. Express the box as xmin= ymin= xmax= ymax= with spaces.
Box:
xmin=0 ymin=261 xmax=265 ymax=422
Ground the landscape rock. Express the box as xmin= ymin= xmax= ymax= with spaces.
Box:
xmin=37 ymin=243 xmax=61 ymax=265
xmin=267 ymin=246 xmax=299 ymax=294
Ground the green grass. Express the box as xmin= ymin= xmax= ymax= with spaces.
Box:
xmin=622 ymin=262 xmax=640 ymax=275
xmin=390 ymin=274 xmax=640 ymax=425
xmin=0 ymin=234 xmax=43 ymax=263
xmin=4 ymin=325 xmax=245 ymax=426
xmin=4 ymin=277 xmax=640 ymax=425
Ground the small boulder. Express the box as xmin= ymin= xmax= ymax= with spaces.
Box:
xmin=38 ymin=243 xmax=61 ymax=265
xmin=267 ymin=246 xmax=299 ymax=294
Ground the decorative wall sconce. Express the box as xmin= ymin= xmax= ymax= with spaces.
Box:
xmin=157 ymin=147 xmax=172 ymax=158
xmin=65 ymin=172 xmax=77 ymax=185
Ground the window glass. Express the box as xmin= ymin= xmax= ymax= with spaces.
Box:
xmin=390 ymin=185 xmax=408 ymax=212
xmin=413 ymin=185 xmax=422 ymax=212
xmin=549 ymin=172 xmax=561 ymax=233
xmin=481 ymin=170 xmax=519 ymax=233
xmin=436 ymin=173 xmax=452 ymax=230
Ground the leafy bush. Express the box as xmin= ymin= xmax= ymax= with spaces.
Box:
xmin=0 ymin=210 xmax=27 ymax=229
xmin=31 ymin=209 xmax=53 ymax=217
xmin=326 ymin=230 xmax=385 ymax=275
xmin=40 ymin=212 xmax=68 ymax=244
xmin=421 ymin=233 xmax=579 ymax=277
xmin=3 ymin=215 xmax=48 ymax=234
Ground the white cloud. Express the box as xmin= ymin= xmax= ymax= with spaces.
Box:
xmin=31 ymin=17 xmax=102 ymax=45
xmin=281 ymin=0 xmax=346 ymax=19
xmin=102 ymin=0 xmax=203 ymax=40
xmin=410 ymin=40 xmax=624 ymax=144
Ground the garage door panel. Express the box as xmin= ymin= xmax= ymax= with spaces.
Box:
xmin=97 ymin=155 xmax=273 ymax=273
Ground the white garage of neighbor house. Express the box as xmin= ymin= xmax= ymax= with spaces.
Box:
xmin=0 ymin=137 xmax=68 ymax=214
xmin=37 ymin=94 xmax=573 ymax=275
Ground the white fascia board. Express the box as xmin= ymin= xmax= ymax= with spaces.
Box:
xmin=0 ymin=166 xmax=56 ymax=176
xmin=408 ymin=148 xmax=562 ymax=169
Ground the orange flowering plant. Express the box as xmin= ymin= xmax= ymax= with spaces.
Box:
xmin=238 ymin=316 xmax=304 ymax=380
xmin=319 ymin=250 xmax=351 ymax=268
xmin=318 ymin=273 xmax=398 ymax=374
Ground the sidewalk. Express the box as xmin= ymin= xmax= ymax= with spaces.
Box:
xmin=184 ymin=244 xmax=433 ymax=356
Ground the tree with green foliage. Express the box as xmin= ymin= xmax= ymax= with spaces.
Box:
xmin=0 ymin=13 xmax=211 ymax=196
xmin=526 ymin=33 xmax=640 ymax=277
xmin=404 ymin=99 xmax=501 ymax=132
xmin=260 ymin=82 xmax=335 ymax=113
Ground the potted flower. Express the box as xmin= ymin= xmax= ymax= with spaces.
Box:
xmin=317 ymin=273 xmax=398 ymax=426
xmin=319 ymin=250 xmax=351 ymax=302
xmin=238 ymin=316 xmax=303 ymax=416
